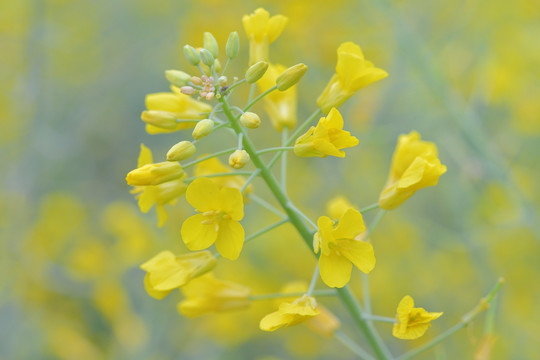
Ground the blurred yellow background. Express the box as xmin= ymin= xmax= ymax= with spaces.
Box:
xmin=1 ymin=0 xmax=539 ymax=359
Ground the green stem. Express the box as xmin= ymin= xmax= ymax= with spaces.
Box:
xmin=184 ymin=171 xmax=253 ymax=182
xmin=250 ymin=289 xmax=336 ymax=301
xmin=249 ymin=194 xmax=287 ymax=219
xmin=307 ymin=263 xmax=320 ymax=296
xmin=397 ymin=278 xmax=504 ymax=360
xmin=243 ymin=85 xmax=277 ymax=112
xmin=335 ymin=330 xmax=376 ymax=360
xmin=362 ymin=210 xmax=386 ymax=316
xmin=221 ymin=58 xmax=230 ymax=76
xmin=256 ymin=146 xmax=295 ymax=155
xmin=182 ymin=148 xmax=237 ymax=169
xmin=225 ymin=78 xmax=246 ymax=93
xmin=247 ymin=83 xmax=256 ymax=105
xmin=281 ymin=128 xmax=288 ymax=191
xmin=241 ymin=169 xmax=260 ymax=193
xmin=366 ymin=210 xmax=386 ymax=238
xmin=359 ymin=203 xmax=380 ymax=214
xmin=219 ymin=96 xmax=392 ymax=360
xmin=363 ymin=315 xmax=396 ymax=324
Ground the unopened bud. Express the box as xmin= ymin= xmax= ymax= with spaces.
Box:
xmin=245 ymin=61 xmax=268 ymax=83
xmin=203 ymin=32 xmax=219 ymax=58
xmin=229 ymin=150 xmax=250 ymax=169
xmin=190 ymin=76 xmax=203 ymax=86
xmin=167 ymin=141 xmax=196 ymax=161
xmin=199 ymin=49 xmax=215 ymax=67
xmin=276 ymin=63 xmax=308 ymax=91
xmin=183 ymin=45 xmax=200 ymax=66
xmin=240 ymin=112 xmax=261 ymax=129
xmin=226 ymin=31 xmax=239 ymax=59
xmin=165 ymin=70 xmax=191 ymax=87
xmin=192 ymin=119 xmax=214 ymax=139
xmin=181 ymin=86 xmax=196 ymax=95
xmin=214 ymin=59 xmax=222 ymax=73
xmin=141 ymin=110 xmax=177 ymax=129
xmin=218 ymin=76 xmax=227 ymax=86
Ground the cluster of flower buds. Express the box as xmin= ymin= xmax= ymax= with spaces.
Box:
xmin=180 ymin=75 xmax=220 ymax=101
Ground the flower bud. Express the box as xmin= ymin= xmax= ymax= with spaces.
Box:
xmin=126 ymin=162 xmax=184 ymax=186
xmin=203 ymin=32 xmax=219 ymax=58
xmin=228 ymin=150 xmax=250 ymax=169
xmin=240 ymin=112 xmax=261 ymax=129
xmin=199 ymin=49 xmax=215 ymax=67
xmin=245 ymin=61 xmax=268 ymax=83
xmin=276 ymin=63 xmax=308 ymax=91
xmin=141 ymin=110 xmax=177 ymax=129
xmin=190 ymin=76 xmax=203 ymax=86
xmin=226 ymin=31 xmax=240 ymax=59
xmin=180 ymin=86 xmax=195 ymax=95
xmin=192 ymin=119 xmax=214 ymax=139
xmin=165 ymin=70 xmax=191 ymax=87
xmin=183 ymin=45 xmax=200 ymax=66
xmin=167 ymin=141 xmax=196 ymax=161
xmin=214 ymin=59 xmax=222 ymax=73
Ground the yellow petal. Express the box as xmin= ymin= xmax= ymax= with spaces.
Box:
xmin=156 ymin=205 xmax=168 ymax=227
xmin=215 ymin=220 xmax=245 ymax=260
xmin=138 ymin=143 xmax=153 ymax=167
xmin=339 ymin=239 xmax=375 ymax=274
xmin=186 ymin=177 xmax=220 ymax=212
xmin=143 ymin=273 xmax=172 ymax=300
xmin=332 ymin=209 xmax=366 ymax=240
xmin=319 ymin=252 xmax=353 ymax=288
xmin=219 ymin=187 xmax=244 ymax=221
xmin=260 ymin=311 xmax=292 ymax=331
xmin=316 ymin=216 xmax=335 ymax=255
xmin=267 ymin=15 xmax=288 ymax=43
xmin=181 ymin=214 xmax=218 ymax=251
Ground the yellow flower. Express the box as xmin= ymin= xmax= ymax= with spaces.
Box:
xmin=178 ymin=273 xmax=251 ymax=317
xmin=317 ymin=42 xmax=388 ymax=113
xmin=294 ymin=107 xmax=359 ymax=158
xmin=140 ymin=250 xmax=216 ymax=300
xmin=326 ymin=195 xmax=357 ymax=220
xmin=125 ymin=148 xmax=184 ymax=186
xmin=129 ymin=144 xmax=187 ymax=226
xmin=242 ymin=8 xmax=288 ymax=65
xmin=314 ymin=209 xmax=375 ymax=288
xmin=392 ymin=295 xmax=443 ymax=340
xmin=181 ymin=177 xmax=245 ymax=260
xmin=260 ymin=294 xmax=320 ymax=332
xmin=378 ymin=131 xmax=447 ymax=210
xmin=257 ymin=63 xmax=297 ymax=132
xmin=143 ymin=87 xmax=212 ymax=134
xmin=194 ymin=157 xmax=254 ymax=195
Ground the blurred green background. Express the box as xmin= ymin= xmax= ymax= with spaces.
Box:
xmin=1 ymin=0 xmax=539 ymax=359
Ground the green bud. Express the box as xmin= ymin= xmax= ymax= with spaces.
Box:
xmin=192 ymin=119 xmax=214 ymax=139
xmin=183 ymin=45 xmax=200 ymax=66
xmin=203 ymin=32 xmax=219 ymax=58
xmin=245 ymin=61 xmax=268 ymax=83
xmin=165 ymin=70 xmax=191 ymax=87
xmin=226 ymin=31 xmax=239 ymax=59
xmin=167 ymin=141 xmax=196 ymax=161
xmin=141 ymin=110 xmax=177 ymax=129
xmin=240 ymin=112 xmax=261 ymax=129
xmin=199 ymin=49 xmax=215 ymax=67
xmin=214 ymin=59 xmax=222 ymax=73
xmin=276 ymin=63 xmax=308 ymax=91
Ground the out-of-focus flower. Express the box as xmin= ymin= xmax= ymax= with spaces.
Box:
xmin=242 ymin=8 xmax=288 ymax=65
xmin=194 ymin=157 xmax=254 ymax=195
xmin=317 ymin=42 xmax=388 ymax=113
xmin=294 ymin=108 xmax=358 ymax=158
xmin=257 ymin=63 xmax=297 ymax=132
xmin=314 ymin=209 xmax=375 ymax=288
xmin=326 ymin=195 xmax=357 ymax=220
xmin=140 ymin=250 xmax=216 ymax=300
xmin=392 ymin=295 xmax=443 ymax=340
xmin=181 ymin=178 xmax=245 ymax=260
xmin=260 ymin=294 xmax=320 ymax=331
xmin=144 ymin=88 xmax=212 ymax=134
xmin=178 ymin=273 xmax=251 ymax=317
xmin=378 ymin=131 xmax=447 ymax=210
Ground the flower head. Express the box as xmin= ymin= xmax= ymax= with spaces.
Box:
xmin=314 ymin=209 xmax=375 ymax=288
xmin=181 ymin=177 xmax=245 ymax=260
xmin=378 ymin=131 xmax=447 ymax=210
xmin=194 ymin=157 xmax=254 ymax=195
xmin=178 ymin=273 xmax=251 ymax=317
xmin=257 ymin=63 xmax=297 ymax=132
xmin=140 ymin=250 xmax=216 ymax=300
xmin=294 ymin=108 xmax=359 ymax=158
xmin=242 ymin=8 xmax=288 ymax=65
xmin=129 ymin=144 xmax=187 ymax=226
xmin=143 ymin=87 xmax=211 ymax=134
xmin=317 ymin=42 xmax=388 ymax=113
xmin=393 ymin=295 xmax=443 ymax=340
xmin=259 ymin=294 xmax=320 ymax=332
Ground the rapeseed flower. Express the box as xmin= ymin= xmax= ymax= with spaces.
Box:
xmin=181 ymin=178 xmax=245 ymax=260
xmin=392 ymin=295 xmax=443 ymax=340
xmin=378 ymin=131 xmax=447 ymax=210
xmin=260 ymin=295 xmax=320 ymax=331
xmin=294 ymin=108 xmax=358 ymax=158
xmin=140 ymin=250 xmax=216 ymax=300
xmin=314 ymin=209 xmax=375 ymax=288
xmin=242 ymin=8 xmax=288 ymax=65
xmin=317 ymin=42 xmax=387 ymax=113
xmin=178 ymin=273 xmax=251 ymax=317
